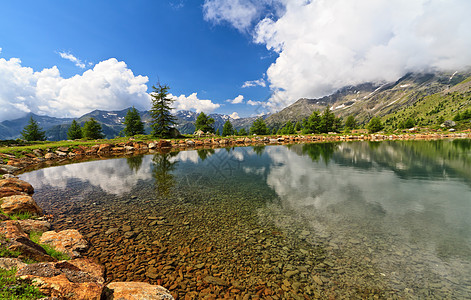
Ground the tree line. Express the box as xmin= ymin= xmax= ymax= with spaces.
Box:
xmin=22 ymin=81 xmax=422 ymax=142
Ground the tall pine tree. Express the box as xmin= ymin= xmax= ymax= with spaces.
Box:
xmin=21 ymin=116 xmax=46 ymax=141
xmin=150 ymin=83 xmax=176 ymax=138
xmin=123 ymin=106 xmax=145 ymax=136
xmin=82 ymin=118 xmax=104 ymax=139
xmin=250 ymin=118 xmax=269 ymax=135
xmin=195 ymin=112 xmax=215 ymax=133
xmin=222 ymin=120 xmax=234 ymax=136
xmin=67 ymin=120 xmax=83 ymax=140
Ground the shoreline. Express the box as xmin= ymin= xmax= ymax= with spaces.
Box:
xmin=2 ymin=132 xmax=471 ymax=175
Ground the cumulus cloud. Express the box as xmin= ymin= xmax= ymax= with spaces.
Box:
xmin=229 ymin=112 xmax=240 ymax=119
xmin=0 ymin=57 xmax=150 ymax=122
xmin=242 ymin=78 xmax=266 ymax=88
xmin=247 ymin=99 xmax=262 ymax=106
xmin=58 ymin=51 xmax=87 ymax=69
xmin=226 ymin=94 xmax=244 ymax=104
xmin=170 ymin=92 xmax=220 ymax=113
xmin=205 ymin=0 xmax=471 ymax=110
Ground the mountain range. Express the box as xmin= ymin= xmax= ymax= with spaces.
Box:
xmin=0 ymin=108 xmax=259 ymax=141
xmin=1 ymin=70 xmax=470 ymax=140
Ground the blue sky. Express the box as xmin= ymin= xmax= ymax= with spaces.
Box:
xmin=1 ymin=0 xmax=470 ymax=122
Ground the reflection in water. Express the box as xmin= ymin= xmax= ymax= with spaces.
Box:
xmin=267 ymin=141 xmax=471 ymax=296
xmin=196 ymin=149 xmax=215 ymax=161
xmin=251 ymin=145 xmax=266 ymax=156
xmin=126 ymin=155 xmax=144 ymax=173
xmin=152 ymin=152 xmax=178 ymax=197
xmin=300 ymin=142 xmax=338 ymax=163
xmin=19 ymin=140 xmax=471 ymax=298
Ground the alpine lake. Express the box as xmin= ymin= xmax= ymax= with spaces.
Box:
xmin=19 ymin=139 xmax=471 ymax=299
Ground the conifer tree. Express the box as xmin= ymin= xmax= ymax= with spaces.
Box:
xmin=150 ymin=83 xmax=176 ymax=138
xmin=67 ymin=120 xmax=83 ymax=140
xmin=82 ymin=118 xmax=104 ymax=139
xmin=21 ymin=116 xmax=46 ymax=141
xmin=367 ymin=117 xmax=384 ymax=133
xmin=222 ymin=120 xmax=234 ymax=136
xmin=195 ymin=112 xmax=215 ymax=133
xmin=123 ymin=106 xmax=145 ymax=136
xmin=238 ymin=128 xmax=247 ymax=135
xmin=344 ymin=115 xmax=357 ymax=130
xmin=250 ymin=118 xmax=269 ymax=135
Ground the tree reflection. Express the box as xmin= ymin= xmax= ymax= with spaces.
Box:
xmin=152 ymin=151 xmax=178 ymax=197
xmin=126 ymin=155 xmax=144 ymax=173
xmin=301 ymin=143 xmax=338 ymax=164
xmin=452 ymin=139 xmax=471 ymax=151
xmin=197 ymin=149 xmax=215 ymax=161
xmin=252 ymin=145 xmax=266 ymax=156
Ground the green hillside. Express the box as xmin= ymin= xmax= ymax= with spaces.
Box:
xmin=381 ymin=76 xmax=471 ymax=130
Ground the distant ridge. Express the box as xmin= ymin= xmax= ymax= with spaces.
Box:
xmin=2 ymin=70 xmax=470 ymax=140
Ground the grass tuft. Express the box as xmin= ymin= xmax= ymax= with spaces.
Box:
xmin=29 ymin=231 xmax=70 ymax=261
xmin=0 ymin=268 xmax=44 ymax=299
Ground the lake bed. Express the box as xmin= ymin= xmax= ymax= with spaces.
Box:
xmin=20 ymin=140 xmax=471 ymax=299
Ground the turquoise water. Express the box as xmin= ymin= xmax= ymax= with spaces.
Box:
xmin=20 ymin=140 xmax=471 ymax=299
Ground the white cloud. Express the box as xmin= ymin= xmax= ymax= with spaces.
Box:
xmin=0 ymin=57 xmax=150 ymax=121
xmin=0 ymin=47 xmax=2 ymax=54
xmin=247 ymin=99 xmax=262 ymax=106
xmin=58 ymin=51 xmax=86 ymax=69
xmin=203 ymin=0 xmax=259 ymax=32
xmin=242 ymin=78 xmax=266 ymax=88
xmin=229 ymin=112 xmax=240 ymax=119
xmin=170 ymin=92 xmax=220 ymax=113
xmin=203 ymin=0 xmax=284 ymax=32
xmin=226 ymin=94 xmax=244 ymax=104
xmin=20 ymin=156 xmax=153 ymax=196
xmin=205 ymin=0 xmax=471 ymax=110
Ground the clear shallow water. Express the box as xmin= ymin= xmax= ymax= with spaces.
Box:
xmin=20 ymin=140 xmax=471 ymax=299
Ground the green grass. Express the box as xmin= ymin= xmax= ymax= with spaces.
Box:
xmin=9 ymin=212 xmax=33 ymax=221
xmin=0 ymin=209 xmax=35 ymax=221
xmin=381 ymin=90 xmax=471 ymax=131
xmin=0 ymin=268 xmax=44 ymax=300
xmin=29 ymin=231 xmax=70 ymax=261
xmin=0 ymin=247 xmax=21 ymax=258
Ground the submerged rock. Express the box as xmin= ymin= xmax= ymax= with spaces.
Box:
xmin=103 ymin=281 xmax=174 ymax=300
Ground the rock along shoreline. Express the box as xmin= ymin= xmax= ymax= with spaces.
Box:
xmin=2 ymin=132 xmax=471 ymax=175
xmin=0 ymin=176 xmax=175 ymax=299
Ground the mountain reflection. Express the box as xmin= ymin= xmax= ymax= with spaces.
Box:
xmin=266 ymin=141 xmax=471 ymax=261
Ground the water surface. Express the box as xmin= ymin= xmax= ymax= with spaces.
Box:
xmin=20 ymin=140 xmax=471 ymax=299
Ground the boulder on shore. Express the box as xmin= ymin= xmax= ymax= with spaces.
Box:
xmin=17 ymin=260 xmax=105 ymax=300
xmin=17 ymin=219 xmax=51 ymax=234
xmin=0 ymin=194 xmax=43 ymax=216
xmin=39 ymin=229 xmax=88 ymax=258
xmin=0 ymin=178 xmax=34 ymax=195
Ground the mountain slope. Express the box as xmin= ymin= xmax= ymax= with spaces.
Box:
xmin=265 ymin=70 xmax=471 ymax=128
xmin=0 ymin=113 xmax=74 ymax=140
